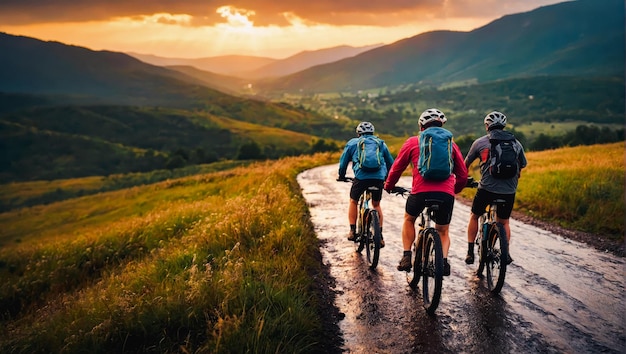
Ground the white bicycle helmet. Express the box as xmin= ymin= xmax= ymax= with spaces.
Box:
xmin=418 ymin=108 xmax=447 ymax=128
xmin=484 ymin=111 xmax=507 ymax=128
xmin=356 ymin=121 xmax=375 ymax=134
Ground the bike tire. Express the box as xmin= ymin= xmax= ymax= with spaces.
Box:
xmin=485 ymin=222 xmax=508 ymax=294
xmin=366 ymin=210 xmax=381 ymax=269
xmin=407 ymin=231 xmax=423 ymax=288
xmin=422 ymin=228 xmax=443 ymax=315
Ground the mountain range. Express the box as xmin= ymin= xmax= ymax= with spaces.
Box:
xmin=129 ymin=43 xmax=383 ymax=79
xmin=258 ymin=0 xmax=624 ymax=93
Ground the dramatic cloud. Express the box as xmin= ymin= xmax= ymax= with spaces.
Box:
xmin=0 ymin=0 xmax=564 ymax=26
xmin=0 ymin=0 xmax=565 ymax=58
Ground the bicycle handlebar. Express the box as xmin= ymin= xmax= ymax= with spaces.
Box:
xmin=337 ymin=176 xmax=354 ymax=182
xmin=388 ymin=186 xmax=410 ymax=196
xmin=466 ymin=177 xmax=479 ymax=188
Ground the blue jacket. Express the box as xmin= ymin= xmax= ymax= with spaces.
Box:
xmin=338 ymin=134 xmax=395 ymax=180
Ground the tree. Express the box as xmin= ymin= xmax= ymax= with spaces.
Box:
xmin=236 ymin=141 xmax=264 ymax=160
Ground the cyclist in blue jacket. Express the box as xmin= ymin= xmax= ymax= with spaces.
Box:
xmin=338 ymin=122 xmax=395 ymax=247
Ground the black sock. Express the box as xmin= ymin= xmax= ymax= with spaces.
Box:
xmin=350 ymin=224 xmax=356 ymax=233
xmin=403 ymin=250 xmax=412 ymax=257
xmin=444 ymin=257 xmax=448 ymax=263
xmin=468 ymin=242 xmax=474 ymax=253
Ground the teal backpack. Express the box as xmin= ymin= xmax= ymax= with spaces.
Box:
xmin=418 ymin=127 xmax=454 ymax=180
xmin=357 ymin=135 xmax=383 ymax=172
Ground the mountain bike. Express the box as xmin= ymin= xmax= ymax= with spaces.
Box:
xmin=390 ymin=186 xmax=444 ymax=315
xmin=338 ymin=177 xmax=382 ymax=269
xmin=467 ymin=179 xmax=509 ymax=294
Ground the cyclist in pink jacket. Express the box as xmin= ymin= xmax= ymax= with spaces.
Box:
xmin=384 ymin=109 xmax=468 ymax=276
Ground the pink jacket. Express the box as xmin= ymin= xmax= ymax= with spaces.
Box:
xmin=385 ymin=136 xmax=468 ymax=195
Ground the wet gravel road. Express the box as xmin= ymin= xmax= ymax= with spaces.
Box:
xmin=298 ymin=164 xmax=625 ymax=354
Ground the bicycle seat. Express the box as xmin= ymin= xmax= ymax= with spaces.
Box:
xmin=425 ymin=199 xmax=444 ymax=210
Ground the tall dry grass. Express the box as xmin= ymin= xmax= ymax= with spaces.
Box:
xmin=0 ymin=153 xmax=338 ymax=353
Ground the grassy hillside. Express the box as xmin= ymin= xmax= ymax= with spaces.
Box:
xmin=0 ymin=153 xmax=339 ymax=353
xmin=0 ymin=105 xmax=346 ymax=182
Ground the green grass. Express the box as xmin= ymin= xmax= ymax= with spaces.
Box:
xmin=0 ymin=160 xmax=251 ymax=212
xmin=0 ymin=152 xmax=338 ymax=353
xmin=514 ymin=121 xmax=624 ymax=139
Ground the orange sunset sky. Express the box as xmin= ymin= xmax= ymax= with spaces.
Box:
xmin=0 ymin=0 xmax=565 ymax=59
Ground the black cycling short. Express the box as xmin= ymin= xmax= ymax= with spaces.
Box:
xmin=471 ymin=188 xmax=516 ymax=219
xmin=350 ymin=179 xmax=384 ymax=202
xmin=405 ymin=192 xmax=455 ymax=225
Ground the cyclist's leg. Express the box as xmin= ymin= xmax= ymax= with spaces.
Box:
xmin=348 ymin=199 xmax=358 ymax=226
xmin=347 ymin=180 xmax=366 ymax=239
xmin=402 ymin=213 xmax=417 ymax=250
xmin=370 ymin=180 xmax=385 ymax=230
xmin=467 ymin=189 xmax=490 ymax=264
xmin=495 ymin=193 xmax=515 ymax=264
xmin=398 ymin=194 xmax=423 ymax=271
xmin=431 ymin=192 xmax=454 ymax=259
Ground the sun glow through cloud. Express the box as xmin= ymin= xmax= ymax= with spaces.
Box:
xmin=216 ymin=6 xmax=255 ymax=30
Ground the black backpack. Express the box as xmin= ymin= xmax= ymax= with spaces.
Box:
xmin=488 ymin=137 xmax=519 ymax=179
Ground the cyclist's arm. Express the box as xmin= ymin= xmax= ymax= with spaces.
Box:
xmin=382 ymin=144 xmax=395 ymax=169
xmin=452 ymin=143 xmax=468 ymax=194
xmin=384 ymin=138 xmax=413 ymax=191
xmin=337 ymin=142 xmax=353 ymax=179
xmin=464 ymin=139 xmax=480 ymax=168
xmin=517 ymin=140 xmax=528 ymax=169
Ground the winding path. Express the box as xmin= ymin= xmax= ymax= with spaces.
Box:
xmin=298 ymin=164 xmax=625 ymax=353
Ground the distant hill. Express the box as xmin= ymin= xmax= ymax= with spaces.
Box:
xmin=258 ymin=0 xmax=625 ymax=93
xmin=127 ymin=53 xmax=276 ymax=77
xmin=0 ymin=105 xmax=341 ymax=182
xmin=129 ymin=44 xmax=383 ymax=79
xmin=0 ymin=32 xmax=349 ymax=137
xmin=242 ymin=44 xmax=384 ymax=79
xmin=0 ymin=32 xmax=225 ymax=107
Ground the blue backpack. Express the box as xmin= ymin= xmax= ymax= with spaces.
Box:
xmin=418 ymin=127 xmax=454 ymax=180
xmin=356 ymin=135 xmax=383 ymax=172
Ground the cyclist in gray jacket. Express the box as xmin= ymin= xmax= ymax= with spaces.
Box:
xmin=464 ymin=111 xmax=527 ymax=264
xmin=338 ymin=122 xmax=395 ymax=247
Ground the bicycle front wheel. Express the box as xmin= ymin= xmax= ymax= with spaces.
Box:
xmin=485 ymin=222 xmax=508 ymax=294
xmin=422 ymin=228 xmax=443 ymax=315
xmin=366 ymin=210 xmax=381 ymax=269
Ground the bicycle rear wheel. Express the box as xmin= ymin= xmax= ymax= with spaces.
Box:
xmin=407 ymin=231 xmax=423 ymax=288
xmin=485 ymin=222 xmax=508 ymax=294
xmin=422 ymin=229 xmax=443 ymax=315
xmin=366 ymin=210 xmax=381 ymax=269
